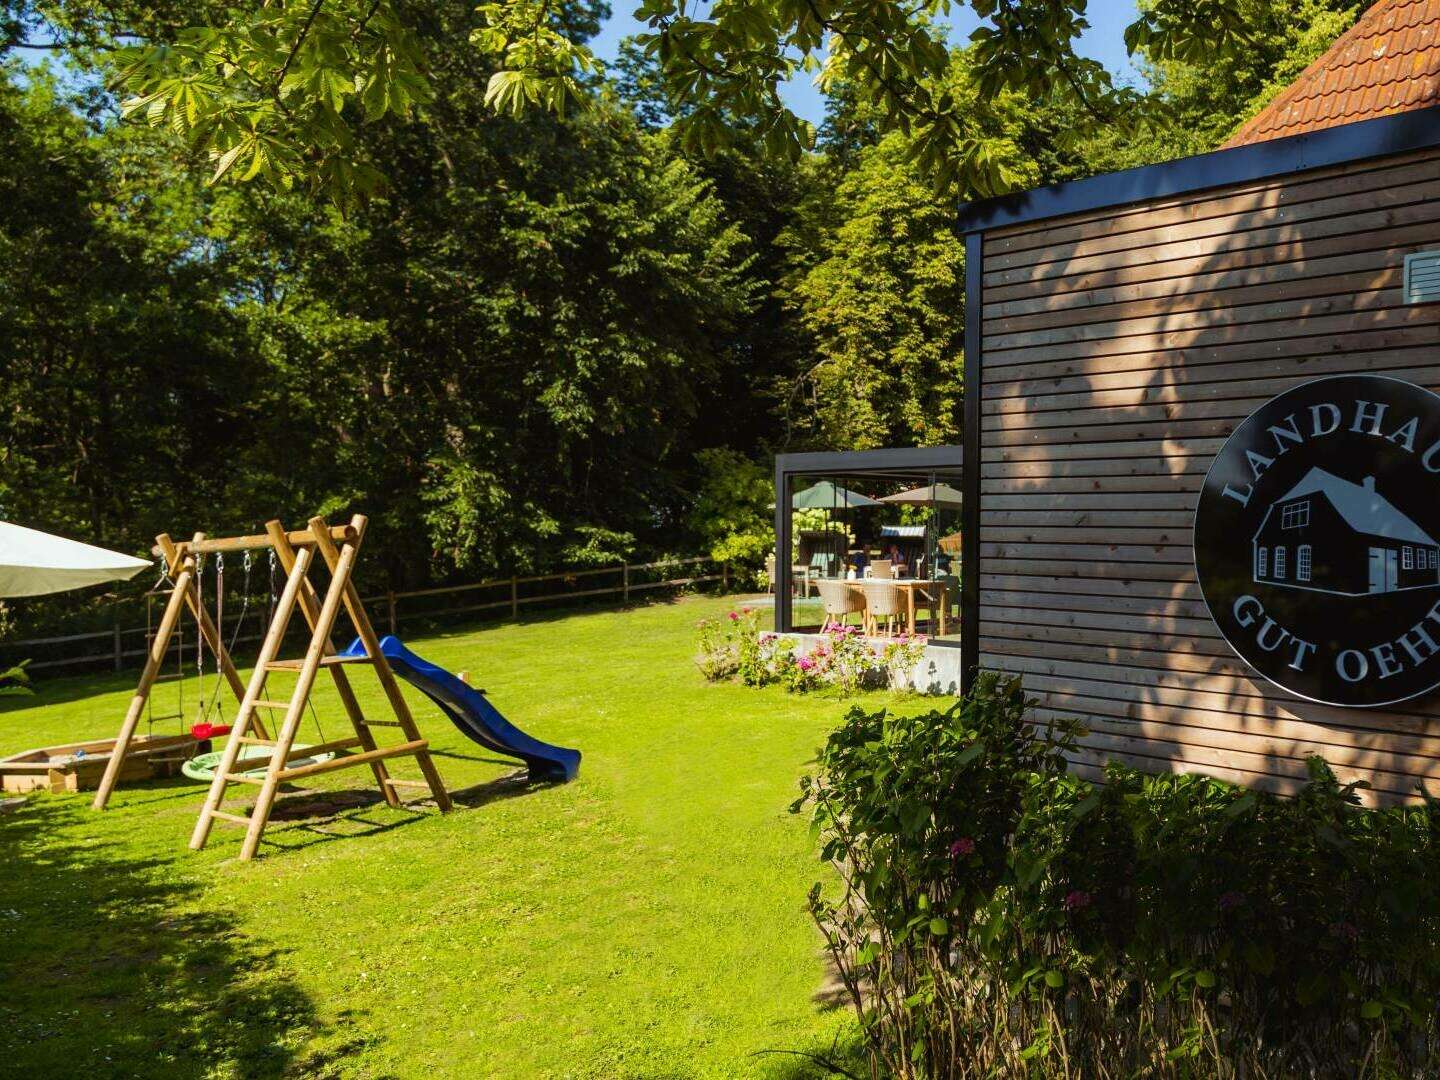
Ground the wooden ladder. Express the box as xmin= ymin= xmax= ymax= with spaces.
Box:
xmin=190 ymin=514 xmax=451 ymax=861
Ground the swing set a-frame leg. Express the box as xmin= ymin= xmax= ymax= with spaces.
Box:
xmin=265 ymin=520 xmax=401 ymax=808
xmin=310 ymin=516 xmax=452 ymax=813
xmin=92 ymin=549 xmax=195 ymax=810
xmin=190 ymin=545 xmax=316 ymax=855
xmin=92 ymin=532 xmax=264 ymax=811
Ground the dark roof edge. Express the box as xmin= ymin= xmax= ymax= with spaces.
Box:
xmin=776 ymin=446 xmax=962 ymax=474
xmin=957 ymin=104 xmax=1440 ymax=236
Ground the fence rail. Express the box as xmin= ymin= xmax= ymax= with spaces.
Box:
xmin=1 ymin=556 xmax=734 ymax=675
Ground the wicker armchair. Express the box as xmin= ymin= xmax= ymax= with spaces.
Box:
xmin=864 ymin=583 xmax=904 ymax=637
xmin=817 ymin=578 xmax=865 ymax=633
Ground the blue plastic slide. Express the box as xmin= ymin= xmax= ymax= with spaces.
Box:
xmin=342 ymin=635 xmax=581 ymax=782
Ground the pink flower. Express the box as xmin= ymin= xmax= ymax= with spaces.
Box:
xmin=950 ymin=837 xmax=975 ymax=858
xmin=740 ymin=606 xmax=752 ymax=614
xmin=728 ymin=611 xmax=740 ymax=621
xmin=759 ymin=633 xmax=776 ymax=644
xmin=797 ymin=657 xmax=815 ymax=672
xmin=1063 ymin=890 xmax=1092 ymax=913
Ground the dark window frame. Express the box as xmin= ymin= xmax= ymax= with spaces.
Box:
xmin=774 ymin=446 xmax=963 ymax=648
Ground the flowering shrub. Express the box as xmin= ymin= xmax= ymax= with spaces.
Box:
xmin=700 ymin=611 xmax=929 ymax=694
xmin=740 ymin=631 xmax=797 ymax=687
xmin=694 ymin=607 xmax=759 ymax=681
xmin=879 ymin=633 xmax=928 ymax=691
xmin=793 ymin=673 xmax=1440 ymax=1078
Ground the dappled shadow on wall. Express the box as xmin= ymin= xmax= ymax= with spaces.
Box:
xmin=975 ymin=149 xmax=1440 ymax=805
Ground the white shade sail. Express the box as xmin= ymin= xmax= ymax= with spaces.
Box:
xmin=0 ymin=521 xmax=150 ymax=598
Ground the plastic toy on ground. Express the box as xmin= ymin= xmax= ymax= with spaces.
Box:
xmin=181 ymin=744 xmax=337 ymax=783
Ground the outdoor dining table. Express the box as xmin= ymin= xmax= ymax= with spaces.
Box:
xmin=846 ymin=577 xmax=948 ymax=637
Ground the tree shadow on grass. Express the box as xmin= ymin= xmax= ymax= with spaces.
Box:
xmin=0 ymin=799 xmax=371 ymax=1078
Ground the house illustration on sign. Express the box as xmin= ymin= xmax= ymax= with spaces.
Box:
xmin=1251 ymin=467 xmax=1440 ymax=596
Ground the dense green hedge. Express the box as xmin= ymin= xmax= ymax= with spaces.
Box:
xmin=794 ymin=675 xmax=1440 ymax=1078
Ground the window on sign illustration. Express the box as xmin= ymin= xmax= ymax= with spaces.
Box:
xmin=1275 ymin=547 xmax=1287 ymax=579
xmin=1298 ymin=545 xmax=1312 ymax=582
xmin=1281 ymin=500 xmax=1310 ymax=529
xmin=1256 ymin=547 xmax=1267 ymax=577
xmin=1404 ymin=546 xmax=1414 ymax=570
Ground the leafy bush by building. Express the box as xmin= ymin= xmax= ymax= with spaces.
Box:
xmin=793 ymin=674 xmax=1440 ymax=1078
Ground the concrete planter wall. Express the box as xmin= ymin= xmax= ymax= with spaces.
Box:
xmin=778 ymin=633 xmax=963 ymax=696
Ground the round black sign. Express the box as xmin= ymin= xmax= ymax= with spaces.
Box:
xmin=1195 ymin=375 xmax=1440 ymax=708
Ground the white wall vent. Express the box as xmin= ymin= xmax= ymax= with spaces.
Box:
xmin=1404 ymin=251 xmax=1440 ymax=304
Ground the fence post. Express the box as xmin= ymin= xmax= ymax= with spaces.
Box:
xmin=721 ymin=561 xmax=729 ymax=591
xmin=113 ymin=620 xmax=122 ymax=672
xmin=622 ymin=563 xmax=630 ymax=603
xmin=510 ymin=576 xmax=519 ymax=619
xmin=387 ymin=590 xmax=398 ymax=636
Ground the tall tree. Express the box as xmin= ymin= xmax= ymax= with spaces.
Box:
xmin=1084 ymin=0 xmax=1362 ymax=170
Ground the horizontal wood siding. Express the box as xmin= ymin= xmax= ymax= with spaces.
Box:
xmin=976 ymin=148 xmax=1440 ymax=806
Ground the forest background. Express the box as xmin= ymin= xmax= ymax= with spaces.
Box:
xmin=0 ymin=0 xmax=1361 ymax=634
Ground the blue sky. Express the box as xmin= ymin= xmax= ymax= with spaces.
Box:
xmin=589 ymin=1 xmax=1145 ymax=124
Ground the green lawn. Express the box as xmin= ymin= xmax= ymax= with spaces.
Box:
xmin=0 ymin=594 xmax=935 ymax=1078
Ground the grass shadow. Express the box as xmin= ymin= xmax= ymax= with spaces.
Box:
xmin=0 ymin=798 xmax=361 ymax=1077
xmin=750 ymin=1032 xmax=871 ymax=1080
xmin=449 ymin=771 xmax=556 ymax=810
xmin=250 ymin=788 xmax=435 ymax=854
xmin=426 ymin=747 xmax=521 ymax=768
xmin=250 ymin=769 xmax=555 ymax=854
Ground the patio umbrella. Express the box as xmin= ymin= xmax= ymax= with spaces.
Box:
xmin=878 ymin=482 xmax=963 ymax=507
xmin=785 ymin=481 xmax=879 ymax=576
xmin=791 ymin=479 xmax=881 ymax=509
xmin=0 ymin=521 xmax=149 ymax=598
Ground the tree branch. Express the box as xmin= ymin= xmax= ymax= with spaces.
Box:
xmin=799 ymin=0 xmax=943 ymax=125
xmin=276 ymin=0 xmax=327 ymax=89
xmin=352 ymin=0 xmax=384 ymax=41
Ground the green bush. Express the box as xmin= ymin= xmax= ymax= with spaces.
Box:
xmin=793 ymin=674 xmax=1440 ymax=1078
xmin=0 ymin=660 xmax=31 ymax=697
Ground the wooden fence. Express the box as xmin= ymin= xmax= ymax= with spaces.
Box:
xmin=0 ymin=556 xmax=732 ymax=675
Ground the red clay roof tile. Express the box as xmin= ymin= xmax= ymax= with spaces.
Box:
xmin=1223 ymin=0 xmax=1440 ymax=147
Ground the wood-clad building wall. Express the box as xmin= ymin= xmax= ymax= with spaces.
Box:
xmin=967 ymin=142 xmax=1440 ymax=806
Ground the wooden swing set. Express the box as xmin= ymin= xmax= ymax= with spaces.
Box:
xmin=96 ymin=514 xmax=451 ymax=860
